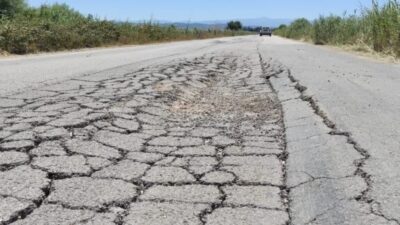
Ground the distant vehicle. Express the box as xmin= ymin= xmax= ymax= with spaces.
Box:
xmin=260 ymin=27 xmax=272 ymax=37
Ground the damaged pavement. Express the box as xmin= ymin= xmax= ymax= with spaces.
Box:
xmin=0 ymin=37 xmax=399 ymax=225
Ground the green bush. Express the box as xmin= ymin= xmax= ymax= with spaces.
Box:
xmin=0 ymin=1 xmax=248 ymax=54
xmin=0 ymin=0 xmax=27 ymax=17
xmin=287 ymin=18 xmax=312 ymax=40
xmin=274 ymin=0 xmax=400 ymax=57
xmin=313 ymin=15 xmax=342 ymax=44
xmin=273 ymin=25 xmax=288 ymax=37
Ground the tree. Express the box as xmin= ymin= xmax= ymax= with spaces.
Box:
xmin=227 ymin=21 xmax=242 ymax=31
xmin=0 ymin=0 xmax=27 ymax=17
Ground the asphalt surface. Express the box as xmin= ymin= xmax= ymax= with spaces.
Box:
xmin=0 ymin=36 xmax=399 ymax=225
xmin=0 ymin=37 xmax=245 ymax=96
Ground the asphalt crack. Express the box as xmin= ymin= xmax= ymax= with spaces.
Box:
xmin=0 ymin=52 xmax=289 ymax=225
xmin=282 ymin=67 xmax=400 ymax=225
xmin=259 ymin=51 xmax=292 ymax=225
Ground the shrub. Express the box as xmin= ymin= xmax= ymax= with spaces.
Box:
xmin=0 ymin=2 xmax=249 ymax=54
xmin=312 ymin=15 xmax=342 ymax=45
xmin=273 ymin=24 xmax=288 ymax=37
xmin=0 ymin=0 xmax=27 ymax=17
xmin=274 ymin=0 xmax=399 ymax=57
xmin=286 ymin=18 xmax=312 ymax=40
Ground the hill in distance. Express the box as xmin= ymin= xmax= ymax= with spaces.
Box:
xmin=200 ymin=17 xmax=293 ymax=28
xmin=149 ymin=17 xmax=293 ymax=30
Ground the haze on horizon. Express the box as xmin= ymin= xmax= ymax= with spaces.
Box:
xmin=28 ymin=0 xmax=381 ymax=22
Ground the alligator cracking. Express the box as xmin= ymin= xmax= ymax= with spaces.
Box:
xmin=0 ymin=52 xmax=289 ymax=225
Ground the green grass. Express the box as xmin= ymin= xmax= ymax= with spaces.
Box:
xmin=0 ymin=3 xmax=247 ymax=54
xmin=274 ymin=0 xmax=400 ymax=57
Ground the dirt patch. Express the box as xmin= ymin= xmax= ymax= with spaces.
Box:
xmin=169 ymin=82 xmax=278 ymax=123
xmin=151 ymin=54 xmax=282 ymax=138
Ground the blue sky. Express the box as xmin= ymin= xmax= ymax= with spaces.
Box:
xmin=27 ymin=0 xmax=376 ymax=21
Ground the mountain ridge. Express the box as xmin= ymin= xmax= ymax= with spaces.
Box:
xmin=137 ymin=17 xmax=293 ymax=29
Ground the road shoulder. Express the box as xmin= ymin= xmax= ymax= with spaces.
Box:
xmin=264 ymin=57 xmax=396 ymax=225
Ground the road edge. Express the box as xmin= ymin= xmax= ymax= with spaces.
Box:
xmin=260 ymin=53 xmax=399 ymax=224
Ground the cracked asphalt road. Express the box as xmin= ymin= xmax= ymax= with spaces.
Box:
xmin=0 ymin=36 xmax=399 ymax=225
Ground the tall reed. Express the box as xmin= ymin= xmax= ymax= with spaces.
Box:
xmin=274 ymin=0 xmax=400 ymax=57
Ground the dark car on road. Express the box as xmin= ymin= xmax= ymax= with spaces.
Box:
xmin=260 ymin=27 xmax=272 ymax=36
